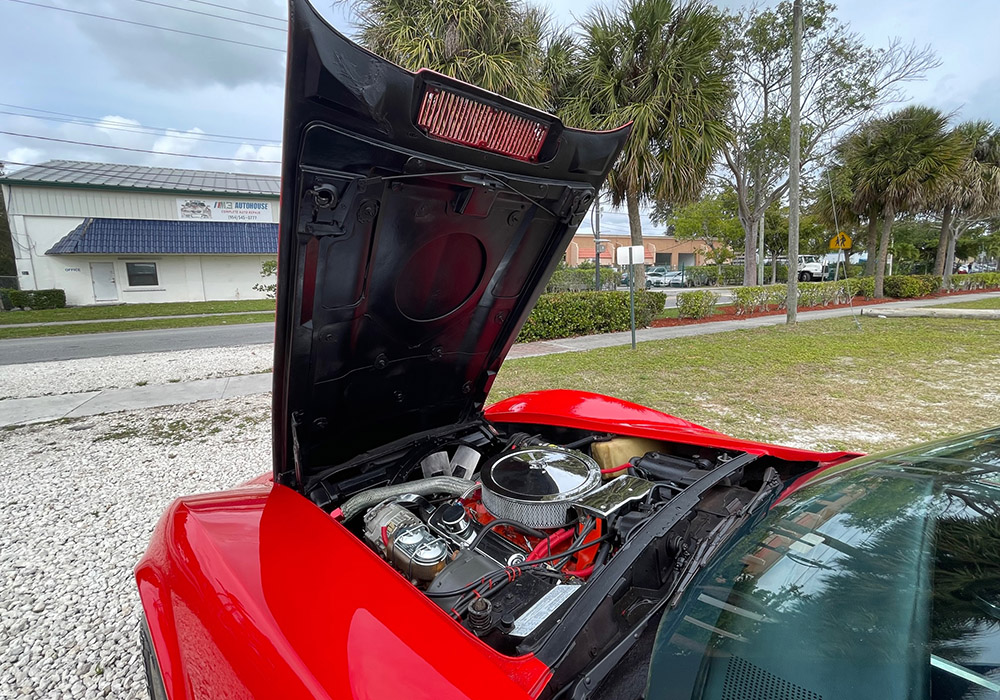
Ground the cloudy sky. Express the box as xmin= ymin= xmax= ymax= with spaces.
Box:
xmin=2 ymin=0 xmax=999 ymax=193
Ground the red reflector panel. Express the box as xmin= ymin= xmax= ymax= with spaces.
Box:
xmin=417 ymin=85 xmax=548 ymax=162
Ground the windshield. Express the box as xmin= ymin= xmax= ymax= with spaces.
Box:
xmin=646 ymin=456 xmax=1000 ymax=700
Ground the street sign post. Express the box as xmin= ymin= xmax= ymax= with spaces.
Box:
xmin=616 ymin=245 xmax=645 ymax=350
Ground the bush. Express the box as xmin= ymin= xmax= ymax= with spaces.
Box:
xmin=7 ymin=288 xmax=66 ymax=309
xmin=546 ymin=267 xmax=618 ymax=292
xmin=676 ymin=290 xmax=719 ymax=319
xmin=687 ymin=265 xmax=744 ymax=286
xmin=844 ymin=276 xmax=874 ymax=299
xmin=516 ymin=290 xmax=665 ymax=342
xmin=951 ymin=272 xmax=1000 ymax=291
xmin=732 ymin=285 xmax=770 ymax=315
xmin=883 ymin=274 xmax=939 ymax=298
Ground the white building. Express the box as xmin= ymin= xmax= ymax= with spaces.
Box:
xmin=1 ymin=160 xmax=280 ymax=306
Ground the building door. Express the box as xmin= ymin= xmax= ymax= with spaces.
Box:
xmin=90 ymin=262 xmax=118 ymax=302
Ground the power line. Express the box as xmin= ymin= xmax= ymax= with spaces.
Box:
xmin=0 ymin=109 xmax=281 ymax=147
xmin=2 ymin=160 xmax=280 ymax=195
xmin=7 ymin=0 xmax=285 ymax=53
xmin=0 ymin=130 xmax=282 ymax=163
xmin=183 ymin=0 xmax=285 ymax=22
xmin=125 ymin=0 xmax=285 ymax=32
xmin=0 ymin=103 xmax=280 ymax=144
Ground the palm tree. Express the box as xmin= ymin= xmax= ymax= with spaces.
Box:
xmin=814 ymin=151 xmax=884 ymax=277
xmin=932 ymin=121 xmax=1000 ymax=286
xmin=351 ymin=0 xmax=559 ymax=109
xmin=843 ymin=106 xmax=966 ymax=297
xmin=561 ymin=0 xmax=732 ymax=287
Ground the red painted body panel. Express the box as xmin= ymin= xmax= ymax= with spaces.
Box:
xmin=136 ymin=483 xmax=550 ymax=700
xmin=136 ymin=390 xmax=862 ymax=697
xmin=485 ymin=390 xmax=862 ymax=466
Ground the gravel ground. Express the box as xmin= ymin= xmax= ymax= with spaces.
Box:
xmin=0 ymin=395 xmax=271 ymax=699
xmin=0 ymin=345 xmax=273 ymax=400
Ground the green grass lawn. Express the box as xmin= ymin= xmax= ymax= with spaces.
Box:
xmin=0 ymin=299 xmax=275 ymax=325
xmin=490 ymin=316 xmax=1000 ymax=454
xmin=0 ymin=312 xmax=275 ymax=339
xmin=930 ymin=295 xmax=1000 ymax=310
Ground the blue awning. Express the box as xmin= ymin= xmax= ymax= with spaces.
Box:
xmin=45 ymin=217 xmax=278 ymax=255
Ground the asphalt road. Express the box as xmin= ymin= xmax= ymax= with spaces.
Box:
xmin=0 ymin=287 xmax=737 ymax=365
xmin=0 ymin=322 xmax=275 ymax=365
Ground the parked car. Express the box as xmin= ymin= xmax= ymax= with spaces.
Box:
xmin=645 ymin=270 xmax=669 ymax=288
xmin=661 ymin=269 xmax=693 ymax=287
xmin=134 ymin=5 xmax=1000 ymax=699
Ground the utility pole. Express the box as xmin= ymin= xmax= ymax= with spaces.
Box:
xmin=593 ymin=192 xmax=602 ymax=291
xmin=786 ymin=0 xmax=803 ymax=324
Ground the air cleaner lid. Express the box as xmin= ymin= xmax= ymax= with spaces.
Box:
xmin=482 ymin=447 xmax=600 ymax=502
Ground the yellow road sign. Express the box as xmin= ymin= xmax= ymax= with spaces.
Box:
xmin=830 ymin=231 xmax=853 ymax=250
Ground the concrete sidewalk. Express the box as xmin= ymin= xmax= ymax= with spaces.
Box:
xmin=0 ymin=309 xmax=274 ymax=328
xmin=2 ymin=291 xmax=997 ymax=427
xmin=860 ymin=306 xmax=1000 ymax=320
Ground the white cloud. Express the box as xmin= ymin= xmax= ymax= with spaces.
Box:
xmin=231 ymin=143 xmax=282 ymax=174
xmin=4 ymin=147 xmax=44 ymax=167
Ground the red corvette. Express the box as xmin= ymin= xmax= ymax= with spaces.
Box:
xmin=135 ymin=2 xmax=870 ymax=698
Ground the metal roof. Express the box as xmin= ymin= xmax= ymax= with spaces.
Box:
xmin=46 ymin=218 xmax=278 ymax=255
xmin=3 ymin=160 xmax=280 ymax=197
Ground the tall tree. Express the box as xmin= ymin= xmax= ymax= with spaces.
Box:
xmin=351 ymin=0 xmax=559 ymax=108
xmin=562 ymin=0 xmax=731 ymax=288
xmin=661 ymin=188 xmax=743 ymax=273
xmin=843 ymin=106 xmax=966 ymax=297
xmin=931 ymin=121 xmax=1000 ymax=286
xmin=786 ymin=0 xmax=803 ymax=323
xmin=719 ymin=0 xmax=937 ymax=286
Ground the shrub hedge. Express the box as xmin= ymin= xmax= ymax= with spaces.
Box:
xmin=6 ymin=289 xmax=67 ymax=309
xmin=950 ymin=272 xmax=1000 ymax=291
xmin=687 ymin=265 xmax=744 ymax=286
xmin=677 ymin=290 xmax=719 ymax=319
xmin=545 ymin=267 xmax=618 ymax=292
xmin=883 ymin=274 xmax=941 ymax=298
xmin=517 ymin=290 xmax=665 ymax=342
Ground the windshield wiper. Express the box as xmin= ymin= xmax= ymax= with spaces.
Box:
xmin=666 ymin=467 xmax=783 ymax=607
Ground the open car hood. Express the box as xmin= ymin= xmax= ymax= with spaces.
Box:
xmin=274 ymin=0 xmax=630 ymax=486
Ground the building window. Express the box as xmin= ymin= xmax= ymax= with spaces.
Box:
xmin=125 ymin=262 xmax=159 ymax=287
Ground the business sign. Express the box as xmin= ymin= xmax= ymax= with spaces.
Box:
xmin=176 ymin=198 xmax=272 ymax=222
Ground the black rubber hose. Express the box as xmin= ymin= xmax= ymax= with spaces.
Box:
xmin=467 ymin=518 xmax=547 ymax=551
xmin=561 ymin=434 xmax=614 ymax=451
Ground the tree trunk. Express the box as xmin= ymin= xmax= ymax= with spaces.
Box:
xmin=933 ymin=205 xmax=953 ymax=278
xmin=742 ymin=216 xmax=757 ymax=286
xmin=786 ymin=0 xmax=803 ymax=324
xmin=943 ymin=225 xmax=960 ymax=289
xmin=864 ymin=216 xmax=878 ymax=276
xmin=771 ymin=256 xmax=777 ymax=284
xmin=874 ymin=205 xmax=894 ymax=298
xmin=626 ymin=191 xmax=645 ymax=289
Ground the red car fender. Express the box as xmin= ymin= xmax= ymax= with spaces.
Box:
xmin=485 ymin=390 xmax=862 ymax=466
xmin=135 ymin=483 xmax=551 ymax=699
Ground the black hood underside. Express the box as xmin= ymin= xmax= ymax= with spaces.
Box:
xmin=274 ymin=0 xmax=630 ymax=487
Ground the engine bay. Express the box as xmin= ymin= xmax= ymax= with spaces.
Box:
xmin=310 ymin=420 xmax=806 ymax=673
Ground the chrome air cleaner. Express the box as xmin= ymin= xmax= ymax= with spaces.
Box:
xmin=480 ymin=447 xmax=602 ymax=529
